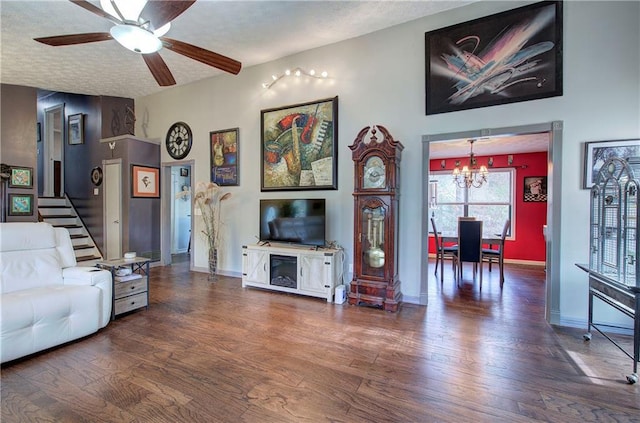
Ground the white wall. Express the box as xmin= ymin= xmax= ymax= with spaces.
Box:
xmin=136 ymin=1 xmax=640 ymax=326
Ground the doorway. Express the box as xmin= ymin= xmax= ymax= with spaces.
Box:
xmin=103 ymin=159 xmax=122 ymax=260
xmin=421 ymin=121 xmax=563 ymax=325
xmin=160 ymin=160 xmax=194 ymax=268
xmin=43 ymin=104 xmax=64 ymax=197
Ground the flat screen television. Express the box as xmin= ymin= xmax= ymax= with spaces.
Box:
xmin=259 ymin=199 xmax=326 ymax=247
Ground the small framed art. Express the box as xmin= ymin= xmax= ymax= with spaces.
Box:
xmin=68 ymin=113 xmax=84 ymax=145
xmin=132 ymin=165 xmax=160 ymax=198
xmin=210 ymin=128 xmax=238 ymax=186
xmin=523 ymin=176 xmax=547 ymax=202
xmin=8 ymin=166 xmax=33 ymax=188
xmin=8 ymin=194 xmax=34 ymax=216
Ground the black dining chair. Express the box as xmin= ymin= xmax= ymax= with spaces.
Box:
xmin=453 ymin=219 xmax=484 ymax=289
xmin=482 ymin=219 xmax=510 ymax=288
xmin=430 ymin=217 xmax=457 ymax=283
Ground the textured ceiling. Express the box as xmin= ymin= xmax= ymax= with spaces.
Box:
xmin=0 ymin=0 xmax=476 ymax=99
xmin=429 ymin=133 xmax=550 ymax=159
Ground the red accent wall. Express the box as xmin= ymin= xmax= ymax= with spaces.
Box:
xmin=429 ymin=151 xmax=547 ymax=262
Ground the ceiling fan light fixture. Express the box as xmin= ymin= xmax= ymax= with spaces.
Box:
xmin=110 ymin=24 xmax=161 ymax=54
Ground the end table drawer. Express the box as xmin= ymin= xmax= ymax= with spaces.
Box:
xmin=114 ymin=293 xmax=148 ymax=315
xmin=115 ymin=279 xmax=147 ymax=298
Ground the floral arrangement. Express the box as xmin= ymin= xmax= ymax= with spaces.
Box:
xmin=193 ymin=182 xmax=231 ymax=255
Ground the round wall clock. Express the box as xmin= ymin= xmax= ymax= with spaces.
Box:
xmin=166 ymin=121 xmax=193 ymax=159
xmin=91 ymin=166 xmax=103 ymax=186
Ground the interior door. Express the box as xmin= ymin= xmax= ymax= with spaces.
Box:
xmin=44 ymin=104 xmax=64 ymax=197
xmin=104 ymin=160 xmax=122 ymax=259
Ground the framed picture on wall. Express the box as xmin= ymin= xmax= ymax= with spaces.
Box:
xmin=583 ymin=139 xmax=640 ymax=189
xmin=68 ymin=113 xmax=84 ymax=145
xmin=8 ymin=166 xmax=33 ymax=188
xmin=210 ymin=128 xmax=239 ymax=186
xmin=131 ymin=165 xmax=160 ymax=198
xmin=261 ymin=96 xmax=338 ymax=191
xmin=523 ymin=176 xmax=547 ymax=202
xmin=8 ymin=194 xmax=34 ymax=216
xmin=425 ymin=1 xmax=563 ymax=115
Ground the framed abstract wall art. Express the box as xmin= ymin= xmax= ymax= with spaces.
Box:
xmin=8 ymin=194 xmax=33 ymax=216
xmin=8 ymin=166 xmax=33 ymax=188
xmin=210 ymin=128 xmax=239 ymax=186
xmin=131 ymin=165 xmax=160 ymax=198
xmin=583 ymin=139 xmax=640 ymax=189
xmin=425 ymin=1 xmax=563 ymax=115
xmin=261 ymin=96 xmax=338 ymax=191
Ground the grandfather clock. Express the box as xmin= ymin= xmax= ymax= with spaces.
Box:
xmin=348 ymin=125 xmax=404 ymax=312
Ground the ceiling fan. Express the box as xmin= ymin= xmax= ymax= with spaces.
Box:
xmin=34 ymin=0 xmax=242 ymax=87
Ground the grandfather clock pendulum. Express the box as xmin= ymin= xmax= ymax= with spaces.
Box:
xmin=348 ymin=125 xmax=404 ymax=312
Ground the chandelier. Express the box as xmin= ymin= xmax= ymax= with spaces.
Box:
xmin=453 ymin=139 xmax=488 ymax=188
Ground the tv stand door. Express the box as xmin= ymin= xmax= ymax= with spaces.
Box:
xmin=299 ymin=253 xmax=330 ymax=297
xmin=242 ymin=247 xmax=268 ymax=285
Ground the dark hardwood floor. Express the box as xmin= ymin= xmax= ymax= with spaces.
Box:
xmin=2 ymin=259 xmax=639 ymax=422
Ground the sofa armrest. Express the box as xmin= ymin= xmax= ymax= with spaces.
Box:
xmin=63 ymin=267 xmax=112 ymax=327
xmin=63 ymin=267 xmax=110 ymax=286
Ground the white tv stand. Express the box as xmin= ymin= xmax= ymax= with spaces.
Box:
xmin=242 ymin=243 xmax=344 ymax=303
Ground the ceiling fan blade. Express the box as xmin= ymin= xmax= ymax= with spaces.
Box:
xmin=69 ymin=0 xmax=121 ymax=24
xmin=141 ymin=0 xmax=196 ymax=29
xmin=143 ymin=53 xmax=177 ymax=86
xmin=160 ymin=37 xmax=242 ymax=75
xmin=34 ymin=33 xmax=113 ymax=46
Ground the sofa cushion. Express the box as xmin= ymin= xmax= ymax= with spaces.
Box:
xmin=0 ymin=222 xmax=66 ymax=294
xmin=1 ymin=285 xmax=101 ymax=363
xmin=55 ymin=227 xmax=77 ymax=269
xmin=1 ymin=249 xmax=63 ymax=294
xmin=0 ymin=222 xmax=57 ymax=252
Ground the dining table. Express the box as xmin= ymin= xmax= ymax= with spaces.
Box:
xmin=433 ymin=232 xmax=502 ymax=245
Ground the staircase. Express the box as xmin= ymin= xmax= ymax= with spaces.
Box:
xmin=38 ymin=196 xmax=102 ymax=266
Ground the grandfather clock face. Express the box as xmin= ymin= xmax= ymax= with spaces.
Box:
xmin=363 ymin=155 xmax=386 ymax=189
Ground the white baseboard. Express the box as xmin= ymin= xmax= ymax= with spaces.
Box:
xmin=191 ymin=266 xmax=242 ymax=279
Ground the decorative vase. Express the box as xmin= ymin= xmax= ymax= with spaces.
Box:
xmin=208 ymin=247 xmax=218 ymax=281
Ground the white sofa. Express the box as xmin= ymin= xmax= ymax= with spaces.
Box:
xmin=0 ymin=222 xmax=112 ymax=363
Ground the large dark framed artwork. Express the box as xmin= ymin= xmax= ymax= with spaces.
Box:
xmin=583 ymin=139 xmax=640 ymax=189
xmin=261 ymin=96 xmax=338 ymax=191
xmin=425 ymin=1 xmax=563 ymax=115
xmin=210 ymin=128 xmax=239 ymax=186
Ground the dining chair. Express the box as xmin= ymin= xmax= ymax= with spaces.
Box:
xmin=482 ymin=219 xmax=510 ymax=288
xmin=458 ymin=216 xmax=476 ymax=221
xmin=453 ymin=219 xmax=484 ymax=289
xmin=430 ymin=217 xmax=457 ymax=283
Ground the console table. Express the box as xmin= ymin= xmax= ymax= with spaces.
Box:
xmin=242 ymin=243 xmax=344 ymax=302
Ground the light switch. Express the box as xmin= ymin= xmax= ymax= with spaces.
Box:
xmin=93 ymin=188 xmax=99 ymax=195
